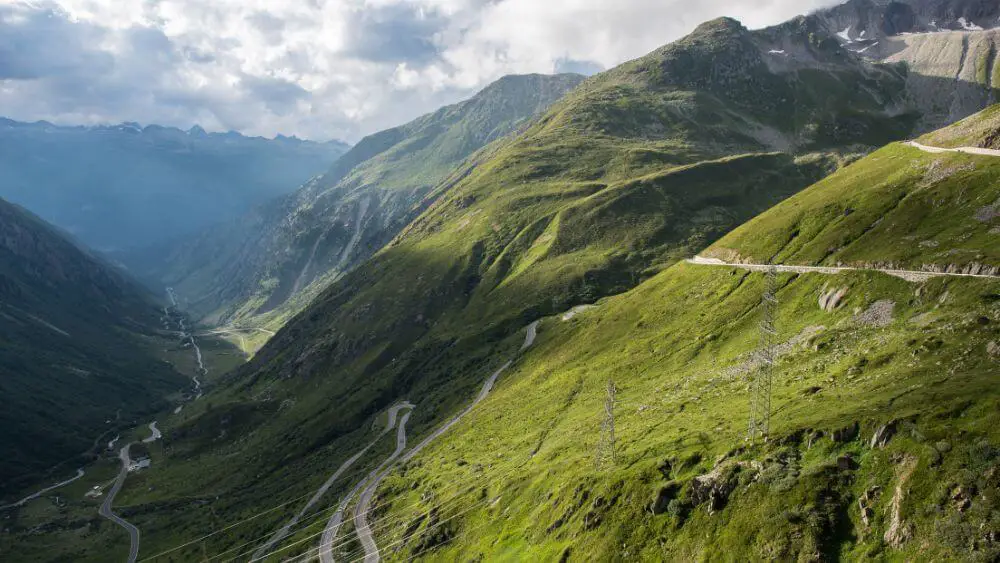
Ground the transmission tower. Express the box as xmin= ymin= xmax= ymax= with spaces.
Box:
xmin=596 ymin=379 xmax=617 ymax=469
xmin=747 ymin=266 xmax=778 ymax=444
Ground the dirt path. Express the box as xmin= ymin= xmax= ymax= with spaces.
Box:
xmin=906 ymin=140 xmax=1000 ymax=157
xmin=687 ymin=256 xmax=1000 ymax=282
xmin=253 ymin=402 xmax=413 ymax=561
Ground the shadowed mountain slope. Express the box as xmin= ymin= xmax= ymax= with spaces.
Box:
xmin=0 ymin=198 xmax=185 ymax=496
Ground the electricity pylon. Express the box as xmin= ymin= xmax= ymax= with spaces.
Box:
xmin=747 ymin=266 xmax=778 ymax=444
xmin=596 ymin=379 xmax=617 ymax=468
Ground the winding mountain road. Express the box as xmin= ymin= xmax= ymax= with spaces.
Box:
xmin=354 ymin=410 xmax=413 ymax=563
xmin=142 ymin=422 xmax=161 ymax=444
xmin=906 ymin=141 xmax=1000 ymax=158
xmin=252 ymin=402 xmax=414 ymax=561
xmin=340 ymin=321 xmax=540 ymax=563
xmin=100 ymin=443 xmax=140 ymax=563
xmin=0 ymin=468 xmax=85 ymax=510
xmin=686 ymin=256 xmax=1000 ymax=282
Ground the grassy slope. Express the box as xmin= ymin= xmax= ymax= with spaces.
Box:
xmin=152 ymin=74 xmax=585 ymax=329
xmin=705 ymin=142 xmax=1000 ymax=270
xmin=2 ymin=17 xmax=982 ymax=563
xmin=919 ymin=103 xmax=1000 ymax=149
xmin=365 ymin=118 xmax=1000 ymax=561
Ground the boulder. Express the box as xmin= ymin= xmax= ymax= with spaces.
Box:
xmin=832 ymin=422 xmax=860 ymax=443
xmin=870 ymin=422 xmax=897 ymax=449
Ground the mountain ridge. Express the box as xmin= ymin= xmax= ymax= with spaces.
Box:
xmin=0 ymin=118 xmax=350 ymax=252
xmin=7 ymin=1 xmax=1000 ymax=560
xmin=129 ymin=73 xmax=586 ymax=331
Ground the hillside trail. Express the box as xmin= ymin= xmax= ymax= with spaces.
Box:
xmin=687 ymin=256 xmax=1000 ymax=282
xmin=905 ymin=141 xmax=1000 ymax=157
xmin=326 ymin=321 xmax=540 ymax=563
xmin=251 ymin=401 xmax=414 ymax=561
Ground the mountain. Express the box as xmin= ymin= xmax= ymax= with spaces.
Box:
xmin=368 ymin=107 xmax=1000 ymax=560
xmin=0 ymin=198 xmax=186 ymax=496
xmin=5 ymin=1 xmax=1000 ymax=561
xmin=126 ymin=73 xmax=586 ymax=328
xmin=804 ymin=0 xmax=1000 ymax=131
xmin=0 ymin=119 xmax=349 ymax=251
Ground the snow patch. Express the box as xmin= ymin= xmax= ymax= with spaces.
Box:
xmin=768 ymin=49 xmax=787 ymax=56
xmin=958 ymin=18 xmax=984 ymax=31
xmin=857 ymin=42 xmax=880 ymax=54
xmin=837 ymin=26 xmax=852 ymax=42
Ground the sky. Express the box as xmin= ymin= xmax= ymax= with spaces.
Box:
xmin=0 ymin=0 xmax=840 ymax=142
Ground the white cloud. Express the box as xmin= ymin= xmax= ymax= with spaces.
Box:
xmin=0 ymin=0 xmax=840 ymax=142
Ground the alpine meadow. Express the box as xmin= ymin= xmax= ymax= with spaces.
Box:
xmin=2 ymin=1 xmax=1000 ymax=562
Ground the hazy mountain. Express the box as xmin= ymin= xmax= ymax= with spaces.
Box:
xmin=6 ymin=1 xmax=1000 ymax=560
xmin=127 ymin=73 xmax=585 ymax=328
xmin=0 ymin=119 xmax=349 ymax=251
xmin=0 ymin=197 xmax=185 ymax=495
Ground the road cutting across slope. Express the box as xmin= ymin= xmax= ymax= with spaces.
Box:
xmin=686 ymin=256 xmax=1000 ymax=282
xmin=100 ymin=443 xmax=141 ymax=563
xmin=345 ymin=321 xmax=540 ymax=563
xmin=906 ymin=140 xmax=1000 ymax=157
xmin=252 ymin=402 xmax=414 ymax=561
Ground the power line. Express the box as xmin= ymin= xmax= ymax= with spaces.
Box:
xmin=747 ymin=265 xmax=778 ymax=443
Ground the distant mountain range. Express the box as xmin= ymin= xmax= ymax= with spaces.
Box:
xmin=58 ymin=1 xmax=1000 ymax=560
xmin=0 ymin=119 xmax=349 ymax=251
xmin=5 ymin=0 xmax=1000 ymax=560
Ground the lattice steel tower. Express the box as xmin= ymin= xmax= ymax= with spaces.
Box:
xmin=747 ymin=266 xmax=778 ymax=443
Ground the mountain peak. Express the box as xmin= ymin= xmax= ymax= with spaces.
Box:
xmin=692 ymin=16 xmax=747 ymax=35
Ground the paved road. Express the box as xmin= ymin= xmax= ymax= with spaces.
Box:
xmin=906 ymin=140 xmax=1000 ymax=157
xmin=99 ymin=443 xmax=140 ymax=563
xmin=346 ymin=321 xmax=540 ymax=563
xmin=561 ymin=305 xmax=596 ymax=321
xmin=142 ymin=422 xmax=161 ymax=444
xmin=687 ymin=256 xmax=1000 ymax=282
xmin=0 ymin=468 xmax=85 ymax=510
xmin=253 ymin=402 xmax=413 ymax=561
xmin=354 ymin=410 xmax=413 ymax=563
xmin=315 ymin=404 xmax=414 ymax=563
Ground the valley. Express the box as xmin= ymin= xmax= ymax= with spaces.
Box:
xmin=3 ymin=0 xmax=1000 ymax=561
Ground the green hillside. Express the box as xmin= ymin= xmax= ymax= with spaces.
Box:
xmin=360 ymin=109 xmax=1000 ymax=560
xmin=18 ymin=15 xmax=918 ymax=560
xmin=706 ymin=141 xmax=1000 ymax=272
xmin=0 ymin=198 xmax=186 ymax=496
xmin=137 ymin=74 xmax=585 ymax=330
xmin=7 ymin=7 xmax=1000 ymax=563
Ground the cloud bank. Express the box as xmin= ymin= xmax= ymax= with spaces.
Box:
xmin=0 ymin=0 xmax=839 ymax=141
